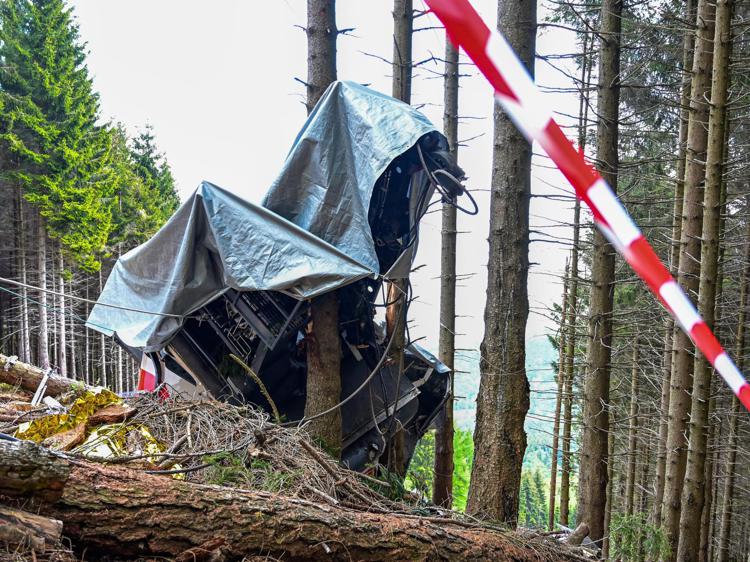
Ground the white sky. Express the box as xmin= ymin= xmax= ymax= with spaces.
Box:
xmin=71 ymin=0 xmax=583 ymax=351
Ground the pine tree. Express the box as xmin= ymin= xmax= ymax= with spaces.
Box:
xmin=0 ymin=0 xmax=114 ymax=271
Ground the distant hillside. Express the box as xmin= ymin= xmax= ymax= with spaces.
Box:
xmin=452 ymin=337 xmax=558 ymax=471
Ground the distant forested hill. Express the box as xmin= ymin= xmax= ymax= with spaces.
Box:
xmin=453 ymin=336 xmax=558 ymax=472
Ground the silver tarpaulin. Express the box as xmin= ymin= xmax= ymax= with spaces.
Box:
xmin=87 ymin=81 xmax=441 ymax=351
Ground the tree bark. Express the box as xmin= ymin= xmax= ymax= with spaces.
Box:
xmin=0 ymin=505 xmax=63 ymax=552
xmin=37 ymin=218 xmax=50 ymax=370
xmin=601 ymin=418 xmax=615 ymax=560
xmin=661 ymin=1 xmax=715 ymax=555
xmin=0 ymin=439 xmax=584 ymax=562
xmin=433 ymin=37 xmax=459 ymax=508
xmin=576 ymin=0 xmax=621 ymax=547
xmin=466 ymin=0 xmax=536 ymax=525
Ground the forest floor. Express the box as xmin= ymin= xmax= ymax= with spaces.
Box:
xmin=0 ymin=354 xmax=592 ymax=562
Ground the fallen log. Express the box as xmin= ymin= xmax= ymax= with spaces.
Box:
xmin=0 ymin=354 xmax=89 ymax=397
xmin=0 ymin=440 xmax=584 ymax=562
xmin=0 ymin=505 xmax=63 ymax=552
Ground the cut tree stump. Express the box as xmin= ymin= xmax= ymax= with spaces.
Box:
xmin=0 ymin=440 xmax=584 ymax=562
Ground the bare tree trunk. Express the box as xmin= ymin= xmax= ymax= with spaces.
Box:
xmin=302 ymin=0 xmax=342 ymax=458
xmin=433 ymin=37 xmax=459 ymax=508
xmin=466 ymin=0 xmax=536 ymax=525
xmin=68 ymin=277 xmax=76 ymax=380
xmin=37 ymin=218 xmax=50 ymax=371
xmin=624 ymin=340 xmax=639 ymax=517
xmin=391 ymin=0 xmax=412 ymax=103
xmin=716 ymin=216 xmax=750 ymax=562
xmin=560 ymin=31 xmax=592 ymax=528
xmin=56 ymin=247 xmax=67 ymax=378
xmin=99 ymin=267 xmax=107 ymax=387
xmin=383 ymin=0 xmax=413 ymax=477
xmin=653 ymin=0 xmax=696 ymax=528
xmin=304 ymin=0 xmax=337 ymax=114
xmin=548 ymin=263 xmax=569 ymax=530
xmin=677 ymin=5 xmax=731 ymax=557
xmin=661 ymin=1 xmax=715 ymax=555
xmin=84 ymin=280 xmax=91 ymax=385
xmin=576 ymin=0 xmax=621 ymax=546
xmin=601 ymin=419 xmax=615 ymax=560
xmin=15 ymin=186 xmax=31 ymax=363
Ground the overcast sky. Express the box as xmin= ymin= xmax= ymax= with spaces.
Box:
xmin=70 ymin=0 xmax=583 ymax=352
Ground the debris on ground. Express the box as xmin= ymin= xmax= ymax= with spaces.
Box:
xmin=0 ymin=354 xmax=593 ymax=561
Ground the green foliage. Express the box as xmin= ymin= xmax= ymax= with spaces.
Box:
xmin=609 ymin=513 xmax=671 ymax=561
xmin=203 ymin=451 xmax=253 ymax=486
xmin=519 ymin=469 xmax=548 ymax=528
xmin=404 ymin=427 xmax=474 ymax=511
xmin=0 ymin=0 xmax=113 ymax=270
xmin=0 ymin=0 xmax=180 ymax=270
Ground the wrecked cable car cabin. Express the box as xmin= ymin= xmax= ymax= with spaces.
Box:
xmin=88 ymin=81 xmax=471 ymax=471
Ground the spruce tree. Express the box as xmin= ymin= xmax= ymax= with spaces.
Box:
xmin=0 ymin=0 xmax=113 ymax=271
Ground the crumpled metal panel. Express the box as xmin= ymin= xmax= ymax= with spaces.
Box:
xmin=87 ymin=81 xmax=440 ymax=352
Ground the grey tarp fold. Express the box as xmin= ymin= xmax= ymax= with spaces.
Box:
xmin=87 ymin=81 xmax=441 ymax=352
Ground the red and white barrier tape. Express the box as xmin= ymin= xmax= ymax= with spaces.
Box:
xmin=424 ymin=0 xmax=750 ymax=412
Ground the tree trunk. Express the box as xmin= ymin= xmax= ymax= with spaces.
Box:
xmin=384 ymin=0 xmax=413 ymax=477
xmin=305 ymin=0 xmax=337 ymax=114
xmin=98 ymin=267 xmax=107 ymax=387
xmin=37 ymin=218 xmax=50 ymax=370
xmin=68 ymin=277 xmax=76 ymax=380
xmin=466 ymin=0 xmax=535 ymax=525
xmin=676 ymin=4 xmax=731 ymax=558
xmin=433 ymin=37 xmax=459 ymax=508
xmin=716 ymin=215 xmax=750 ymax=562
xmin=576 ymin=0 xmax=621 ymax=547
xmin=56 ymin=247 xmax=67 ymax=378
xmin=304 ymin=291 xmax=342 ymax=458
xmin=0 ymin=440 xmax=584 ymax=562
xmin=560 ymin=30 xmax=592 ymax=528
xmin=653 ymin=0 xmax=695 ymax=528
xmin=392 ymin=0 xmax=412 ymax=103
xmin=15 ymin=185 xmax=31 ymax=364
xmin=661 ymin=1 xmax=715 ymax=555
xmin=624 ymin=340 xmax=639 ymax=517
xmin=548 ymin=263 xmax=569 ymax=530
xmin=601 ymin=418 xmax=615 ymax=560
xmin=303 ymin=0 xmax=342 ymax=458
